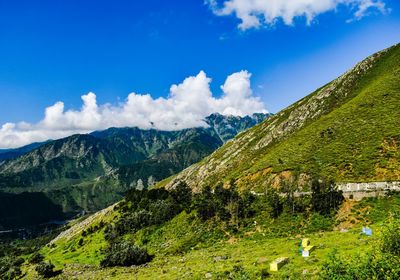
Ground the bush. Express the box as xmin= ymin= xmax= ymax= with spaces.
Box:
xmin=114 ymin=210 xmax=152 ymax=235
xmin=307 ymin=213 xmax=334 ymax=232
xmin=0 ymin=257 xmax=23 ymax=280
xmin=321 ymin=251 xmax=400 ymax=279
xmin=148 ymin=199 xmax=177 ymax=225
xmin=12 ymin=257 xmax=24 ymax=266
xmin=29 ymin=252 xmax=44 ymax=264
xmin=35 ymin=261 xmax=58 ymax=278
xmin=100 ymin=241 xmax=152 ymax=267
xmin=381 ymin=217 xmax=400 ymax=256
xmin=78 ymin=238 xmax=84 ymax=247
xmin=319 ymin=250 xmax=351 ymax=279
xmin=216 ymin=265 xmax=252 ymax=280
xmin=3 ymin=266 xmax=22 ymax=280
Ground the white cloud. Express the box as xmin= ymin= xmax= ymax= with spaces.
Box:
xmin=206 ymin=0 xmax=388 ymax=30
xmin=0 ymin=70 xmax=267 ymax=149
xmin=352 ymin=0 xmax=388 ymax=21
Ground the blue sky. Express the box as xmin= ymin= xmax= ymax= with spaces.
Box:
xmin=0 ymin=0 xmax=399 ymax=148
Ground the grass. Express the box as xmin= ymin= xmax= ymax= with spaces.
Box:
xmin=20 ymin=193 xmax=400 ymax=279
xmin=171 ymin=44 xmax=400 ymax=191
xmin=40 ymin=229 xmax=106 ymax=268
xmin=34 ymin=203 xmax=119 ymax=270
xmin=29 ymin=225 xmax=377 ymax=280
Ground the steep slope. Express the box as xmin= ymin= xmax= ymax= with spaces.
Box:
xmin=0 ymin=134 xmax=115 ymax=190
xmin=0 ymin=141 xmax=50 ymax=161
xmin=166 ymin=44 xmax=400 ymax=192
xmin=112 ymin=128 xmax=223 ymax=189
xmin=0 ymin=114 xmax=269 ymax=191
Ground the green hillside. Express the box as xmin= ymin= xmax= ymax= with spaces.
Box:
xmin=165 ymin=44 xmax=400 ymax=192
xmin=16 ymin=183 xmax=400 ymax=279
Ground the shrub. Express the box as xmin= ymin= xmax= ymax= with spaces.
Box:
xmin=0 ymin=257 xmax=23 ymax=280
xmin=381 ymin=217 xmax=400 ymax=256
xmin=307 ymin=213 xmax=334 ymax=232
xmin=114 ymin=210 xmax=152 ymax=235
xmin=12 ymin=257 xmax=24 ymax=266
xmin=100 ymin=241 xmax=152 ymax=267
xmin=148 ymin=199 xmax=177 ymax=225
xmin=35 ymin=261 xmax=57 ymax=278
xmin=104 ymin=224 xmax=119 ymax=241
xmin=78 ymin=238 xmax=84 ymax=247
xmin=319 ymin=250 xmax=351 ymax=279
xmin=3 ymin=266 xmax=22 ymax=280
xmin=321 ymin=219 xmax=400 ymax=280
xmin=29 ymin=252 xmax=44 ymax=264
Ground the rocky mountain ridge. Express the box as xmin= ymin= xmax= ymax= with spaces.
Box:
xmin=0 ymin=113 xmax=270 ymax=227
xmin=165 ymin=44 xmax=400 ymax=192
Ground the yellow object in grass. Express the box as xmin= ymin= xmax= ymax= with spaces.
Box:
xmin=304 ymin=245 xmax=315 ymax=252
xmin=301 ymin=238 xmax=310 ymax=248
xmin=270 ymin=257 xmax=289 ymax=271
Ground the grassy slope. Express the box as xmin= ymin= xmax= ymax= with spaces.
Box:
xmin=37 ymin=205 xmax=119 ymax=268
xmin=166 ymin=44 xmax=400 ymax=191
xmin=22 ymin=194 xmax=400 ymax=279
xmin=249 ymin=45 xmax=400 ymax=183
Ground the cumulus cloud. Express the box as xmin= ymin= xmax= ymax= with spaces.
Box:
xmin=206 ymin=0 xmax=388 ymax=30
xmin=0 ymin=70 xmax=267 ymax=149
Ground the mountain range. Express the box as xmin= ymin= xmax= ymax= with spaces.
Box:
xmin=0 ymin=113 xmax=271 ymax=228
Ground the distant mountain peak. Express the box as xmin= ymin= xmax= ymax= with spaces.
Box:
xmin=0 ymin=112 xmax=271 ymax=227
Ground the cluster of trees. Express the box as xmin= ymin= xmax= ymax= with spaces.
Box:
xmin=0 ymin=243 xmax=60 ymax=279
xmin=100 ymin=181 xmax=259 ymax=267
xmin=99 ymin=177 xmax=344 ymax=268
xmin=105 ymin=182 xmax=192 ymax=241
xmin=81 ymin=221 xmax=105 ymax=237
xmin=265 ymin=178 xmax=344 ymax=218
xmin=100 ymin=182 xmax=192 ymax=267
xmin=0 ymin=250 xmax=58 ymax=279
xmin=191 ymin=184 xmax=257 ymax=229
